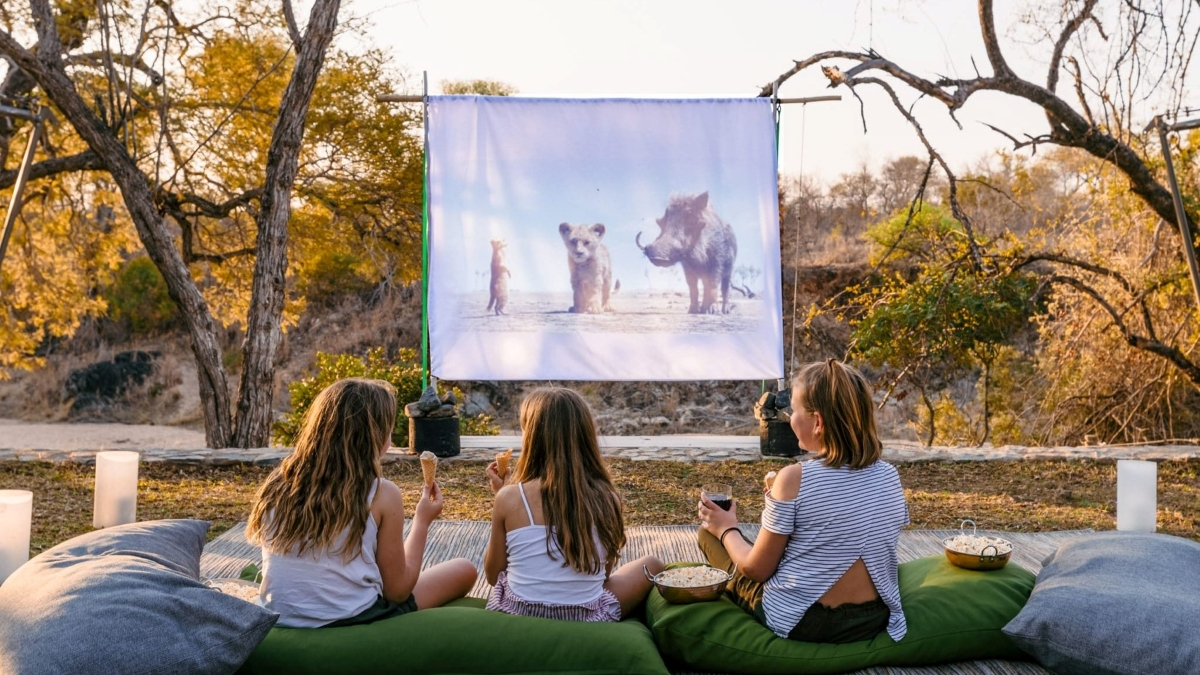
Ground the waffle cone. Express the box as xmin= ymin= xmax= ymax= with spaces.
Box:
xmin=764 ymin=471 xmax=778 ymax=491
xmin=419 ymin=451 xmax=438 ymax=487
xmin=496 ymin=449 xmax=513 ymax=479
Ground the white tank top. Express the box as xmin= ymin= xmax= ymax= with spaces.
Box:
xmin=260 ymin=478 xmax=383 ymax=627
xmin=504 ymin=483 xmax=607 ymax=605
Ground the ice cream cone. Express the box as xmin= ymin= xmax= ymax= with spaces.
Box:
xmin=419 ymin=451 xmax=438 ymax=487
xmin=496 ymin=448 xmax=512 ymax=479
xmin=764 ymin=471 xmax=778 ymax=491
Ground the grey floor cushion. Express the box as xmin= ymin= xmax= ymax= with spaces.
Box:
xmin=1003 ymin=531 xmax=1200 ymax=675
xmin=0 ymin=519 xmax=277 ymax=675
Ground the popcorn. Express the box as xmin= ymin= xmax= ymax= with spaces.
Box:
xmin=655 ymin=566 xmax=729 ymax=588
xmin=208 ymin=580 xmax=261 ymax=603
xmin=944 ymin=534 xmax=1013 ymax=556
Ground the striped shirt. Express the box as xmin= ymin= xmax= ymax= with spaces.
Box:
xmin=760 ymin=459 xmax=910 ymax=641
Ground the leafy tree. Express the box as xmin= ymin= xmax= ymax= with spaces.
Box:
xmin=0 ymin=0 xmax=425 ymax=446
xmin=850 ymin=204 xmax=1037 ymax=444
xmin=765 ymin=0 xmax=1200 ymax=394
xmin=105 ymin=257 xmax=179 ymax=335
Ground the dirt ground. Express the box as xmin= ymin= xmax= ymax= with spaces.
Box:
xmin=454 ymin=289 xmax=768 ymax=332
xmin=0 ymin=418 xmax=207 ymax=450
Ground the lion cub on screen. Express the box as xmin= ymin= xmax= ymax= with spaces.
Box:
xmin=486 ymin=239 xmax=511 ymax=315
xmin=558 ymin=222 xmax=615 ymax=314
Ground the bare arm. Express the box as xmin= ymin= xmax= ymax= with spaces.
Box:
xmin=699 ymin=463 xmax=802 ymax=583
xmin=373 ymin=479 xmax=413 ymax=603
xmin=375 ymin=479 xmax=442 ymax=604
xmin=483 ymin=484 xmax=514 ymax=585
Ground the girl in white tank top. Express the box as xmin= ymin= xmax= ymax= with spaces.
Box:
xmin=246 ymin=378 xmax=477 ymax=627
xmin=482 ymin=387 xmax=664 ymax=621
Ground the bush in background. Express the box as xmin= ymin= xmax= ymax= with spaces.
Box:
xmin=273 ymin=347 xmax=498 ymax=447
xmin=104 ymin=257 xmax=179 ymax=335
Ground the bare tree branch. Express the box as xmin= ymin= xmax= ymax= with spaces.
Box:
xmin=0 ymin=150 xmax=102 ymax=189
xmin=1045 ymin=274 xmax=1200 ymax=387
xmin=281 ymin=0 xmax=302 ymax=50
xmin=978 ymin=0 xmax=1016 ymax=78
xmin=1048 ymin=0 xmax=1100 ymax=92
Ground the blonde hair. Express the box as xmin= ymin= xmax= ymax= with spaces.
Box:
xmin=792 ymin=359 xmax=881 ymax=469
xmin=513 ymin=387 xmax=625 ymax=575
xmin=247 ymin=378 xmax=396 ymax=562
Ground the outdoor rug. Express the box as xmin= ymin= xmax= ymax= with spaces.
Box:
xmin=202 ymin=523 xmax=1088 ymax=675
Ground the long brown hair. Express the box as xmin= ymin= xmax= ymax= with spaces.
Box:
xmin=513 ymin=387 xmax=624 ymax=575
xmin=793 ymin=359 xmax=882 ymax=469
xmin=246 ymin=378 xmax=396 ymax=562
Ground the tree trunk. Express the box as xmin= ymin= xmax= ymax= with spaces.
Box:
xmin=0 ymin=6 xmax=235 ymax=448
xmin=979 ymin=359 xmax=991 ymax=447
xmin=920 ymin=389 xmax=936 ymax=447
xmin=231 ymin=0 xmax=342 ymax=448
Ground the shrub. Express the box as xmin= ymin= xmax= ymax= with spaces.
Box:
xmin=297 ymin=250 xmax=375 ymax=306
xmin=105 ymin=257 xmax=179 ymax=334
xmin=273 ymin=347 xmax=498 ymax=447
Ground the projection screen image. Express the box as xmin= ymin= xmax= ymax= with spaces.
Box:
xmin=426 ymin=96 xmax=783 ymax=381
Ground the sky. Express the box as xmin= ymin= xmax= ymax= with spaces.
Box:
xmin=342 ymin=0 xmax=1083 ymax=185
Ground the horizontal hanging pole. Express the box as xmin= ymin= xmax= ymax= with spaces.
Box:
xmin=376 ymin=94 xmax=843 ymax=105
xmin=774 ymin=95 xmax=841 ymax=104
xmin=1169 ymin=117 xmax=1200 ymax=132
xmin=377 ymin=94 xmax=424 ymax=103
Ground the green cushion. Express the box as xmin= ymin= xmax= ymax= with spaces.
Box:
xmin=237 ymin=597 xmax=670 ymax=675
xmin=646 ymin=555 xmax=1035 ymax=674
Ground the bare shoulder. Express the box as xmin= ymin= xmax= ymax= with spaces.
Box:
xmin=770 ymin=463 xmax=803 ymax=501
xmin=493 ymin=483 xmax=522 ymax=512
xmin=372 ymin=478 xmax=404 ymax=512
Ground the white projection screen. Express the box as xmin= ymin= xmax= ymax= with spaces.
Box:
xmin=426 ymin=96 xmax=783 ymax=381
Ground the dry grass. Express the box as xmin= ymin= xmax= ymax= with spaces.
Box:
xmin=2 ymin=458 xmax=1196 ymax=556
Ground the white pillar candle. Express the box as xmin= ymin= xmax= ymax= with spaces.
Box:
xmin=1116 ymin=459 xmax=1157 ymax=532
xmin=94 ymin=451 xmax=140 ymax=528
xmin=0 ymin=490 xmax=33 ymax=585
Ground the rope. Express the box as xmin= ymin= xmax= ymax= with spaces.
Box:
xmin=788 ymin=103 xmax=808 ymax=373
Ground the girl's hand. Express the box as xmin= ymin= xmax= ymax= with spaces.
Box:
xmin=485 ymin=461 xmax=506 ymax=495
xmin=415 ymin=482 xmax=444 ymax=524
xmin=697 ymin=493 xmax=738 ymax=537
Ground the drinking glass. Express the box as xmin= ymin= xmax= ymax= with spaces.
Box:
xmin=701 ymin=484 xmax=733 ymax=511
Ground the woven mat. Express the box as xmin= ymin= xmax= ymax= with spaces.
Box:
xmin=203 ymin=524 xmax=1085 ymax=675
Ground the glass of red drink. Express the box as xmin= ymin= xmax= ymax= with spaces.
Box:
xmin=701 ymin=484 xmax=733 ymax=511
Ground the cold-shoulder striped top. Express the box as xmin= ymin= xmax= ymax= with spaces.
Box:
xmin=760 ymin=459 xmax=909 ymax=641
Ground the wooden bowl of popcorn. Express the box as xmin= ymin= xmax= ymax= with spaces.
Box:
xmin=645 ymin=563 xmax=732 ymax=604
xmin=942 ymin=520 xmax=1013 ymax=571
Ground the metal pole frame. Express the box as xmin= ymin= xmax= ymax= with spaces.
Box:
xmin=0 ymin=106 xmax=48 ymax=278
xmin=1151 ymin=114 xmax=1200 ymax=314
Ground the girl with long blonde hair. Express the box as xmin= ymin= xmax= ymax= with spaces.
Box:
xmin=482 ymin=387 xmax=663 ymax=620
xmin=247 ymin=378 xmax=476 ymax=627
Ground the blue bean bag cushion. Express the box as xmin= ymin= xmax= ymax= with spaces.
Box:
xmin=0 ymin=520 xmax=277 ymax=675
xmin=237 ymin=596 xmax=670 ymax=675
xmin=1003 ymin=532 xmax=1200 ymax=675
xmin=645 ymin=555 xmax=1035 ymax=674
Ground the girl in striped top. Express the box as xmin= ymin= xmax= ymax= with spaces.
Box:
xmin=697 ymin=360 xmax=910 ymax=644
xmin=482 ymin=387 xmax=665 ymax=621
